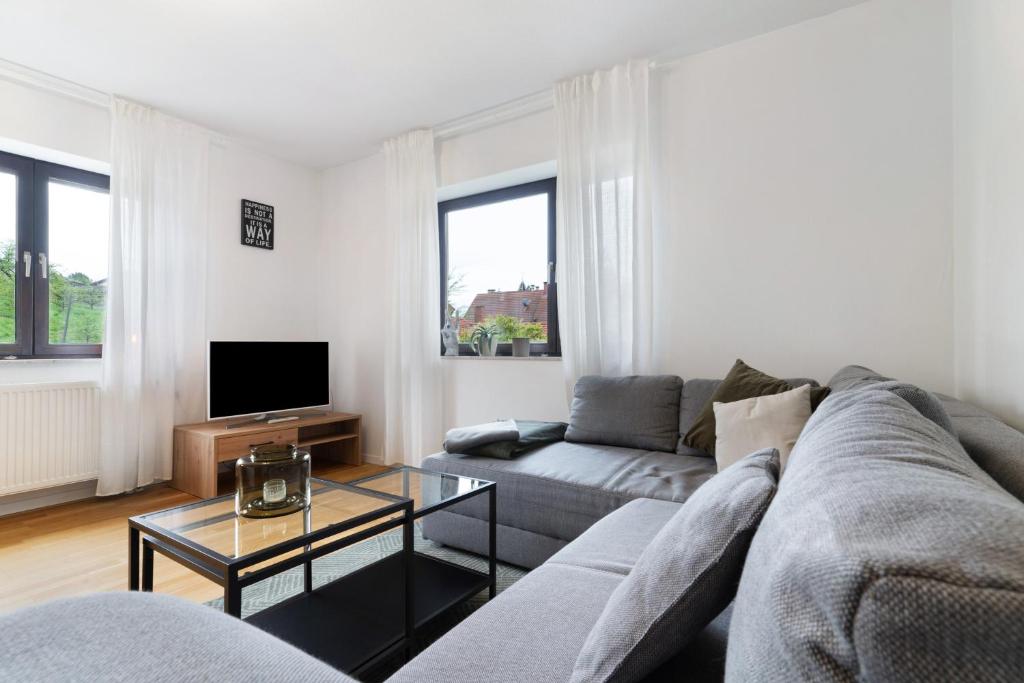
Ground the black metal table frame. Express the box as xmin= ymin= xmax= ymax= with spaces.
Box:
xmin=128 ymin=478 xmax=414 ymax=624
xmin=128 ymin=469 xmax=497 ymax=645
xmin=348 ymin=465 xmax=497 ymax=600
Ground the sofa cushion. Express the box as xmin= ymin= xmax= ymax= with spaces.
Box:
xmin=388 ymin=563 xmax=623 ymax=683
xmin=570 ymin=449 xmax=779 ymax=683
xmin=939 ymin=393 xmax=1024 ymax=502
xmin=0 ymin=592 xmax=353 ymax=683
xmin=682 ymin=360 xmax=828 ymax=455
xmin=547 ymin=498 xmax=682 ymax=576
xmin=423 ymin=442 xmax=716 ymax=543
xmin=566 ymin=375 xmax=684 ymax=453
xmin=870 ymin=381 xmax=956 ymax=436
xmin=677 ymin=379 xmax=722 ymax=451
xmin=826 ymin=363 xmax=894 ymax=391
xmin=713 ymin=385 xmax=811 ymax=472
xmin=727 ymin=389 xmax=1024 ymax=682
xmin=394 ymin=491 xmax=730 ymax=683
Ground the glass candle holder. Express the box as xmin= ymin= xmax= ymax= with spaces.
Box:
xmin=235 ymin=443 xmax=311 ymax=518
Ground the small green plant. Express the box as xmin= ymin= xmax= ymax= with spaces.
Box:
xmin=491 ymin=314 xmax=544 ymax=341
xmin=471 ymin=320 xmax=499 ymax=342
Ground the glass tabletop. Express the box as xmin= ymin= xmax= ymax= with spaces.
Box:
xmin=350 ymin=467 xmax=492 ymax=515
xmin=135 ymin=478 xmax=404 ymax=563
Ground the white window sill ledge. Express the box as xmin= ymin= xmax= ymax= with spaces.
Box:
xmin=442 ymin=355 xmax=562 ymax=362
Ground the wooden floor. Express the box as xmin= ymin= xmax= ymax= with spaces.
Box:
xmin=0 ymin=462 xmax=388 ymax=615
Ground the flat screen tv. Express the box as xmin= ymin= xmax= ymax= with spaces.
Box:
xmin=207 ymin=341 xmax=330 ymax=421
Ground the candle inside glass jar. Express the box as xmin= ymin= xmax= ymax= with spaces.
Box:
xmin=263 ymin=478 xmax=287 ymax=504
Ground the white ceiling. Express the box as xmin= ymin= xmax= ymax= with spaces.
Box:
xmin=0 ymin=0 xmax=864 ymax=168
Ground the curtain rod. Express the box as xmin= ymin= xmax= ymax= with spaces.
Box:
xmin=433 ymin=58 xmax=677 ymax=141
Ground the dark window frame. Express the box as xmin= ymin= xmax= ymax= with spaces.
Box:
xmin=438 ymin=177 xmax=560 ymax=357
xmin=0 ymin=149 xmax=109 ymax=359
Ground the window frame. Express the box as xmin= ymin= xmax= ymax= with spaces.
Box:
xmin=0 ymin=149 xmax=109 ymax=359
xmin=437 ymin=177 xmax=560 ymax=357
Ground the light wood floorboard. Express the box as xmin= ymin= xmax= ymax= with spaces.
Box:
xmin=0 ymin=462 xmax=389 ymax=615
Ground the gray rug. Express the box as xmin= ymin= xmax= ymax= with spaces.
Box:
xmin=206 ymin=524 xmax=528 ymax=679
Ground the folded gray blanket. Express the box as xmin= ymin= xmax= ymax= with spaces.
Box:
xmin=443 ymin=420 xmax=519 ymax=453
xmin=443 ymin=420 xmax=568 ymax=459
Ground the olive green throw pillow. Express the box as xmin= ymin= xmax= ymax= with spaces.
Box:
xmin=683 ymin=359 xmax=830 ymax=455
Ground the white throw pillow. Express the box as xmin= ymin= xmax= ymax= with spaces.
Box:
xmin=714 ymin=384 xmax=812 ymax=472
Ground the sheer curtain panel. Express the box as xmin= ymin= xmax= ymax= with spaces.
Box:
xmin=383 ymin=130 xmax=444 ymax=466
xmin=554 ymin=60 xmax=654 ymax=395
xmin=98 ymin=98 xmax=210 ymax=496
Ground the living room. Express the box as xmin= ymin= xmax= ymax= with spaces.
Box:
xmin=1 ymin=0 xmax=1022 ymax=681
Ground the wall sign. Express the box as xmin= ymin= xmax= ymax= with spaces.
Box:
xmin=241 ymin=199 xmax=274 ymax=250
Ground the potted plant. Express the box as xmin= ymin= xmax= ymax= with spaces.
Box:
xmin=493 ymin=315 xmax=543 ymax=357
xmin=471 ymin=321 xmax=499 ymax=357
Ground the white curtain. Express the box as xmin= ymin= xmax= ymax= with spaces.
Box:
xmin=97 ymin=98 xmax=210 ymax=496
xmin=555 ymin=59 xmax=654 ymax=393
xmin=383 ymin=130 xmax=444 ymax=466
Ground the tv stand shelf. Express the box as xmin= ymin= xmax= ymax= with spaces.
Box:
xmin=172 ymin=411 xmax=361 ymax=499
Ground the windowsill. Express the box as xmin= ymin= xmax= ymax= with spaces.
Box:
xmin=442 ymin=355 xmax=561 ymax=361
xmin=0 ymin=357 xmax=101 ymax=364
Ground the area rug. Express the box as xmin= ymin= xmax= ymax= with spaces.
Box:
xmin=206 ymin=524 xmax=527 ymax=680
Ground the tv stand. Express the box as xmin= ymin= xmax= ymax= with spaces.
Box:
xmin=225 ymin=411 xmax=328 ymax=429
xmin=172 ymin=411 xmax=361 ymax=498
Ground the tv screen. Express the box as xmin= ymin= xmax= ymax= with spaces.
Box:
xmin=207 ymin=341 xmax=330 ymax=420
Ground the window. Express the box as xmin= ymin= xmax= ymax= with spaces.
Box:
xmin=438 ymin=178 xmax=559 ymax=357
xmin=0 ymin=150 xmax=110 ymax=359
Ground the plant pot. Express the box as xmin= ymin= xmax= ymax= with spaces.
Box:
xmin=511 ymin=337 xmax=531 ymax=357
xmin=474 ymin=334 xmax=497 ymax=356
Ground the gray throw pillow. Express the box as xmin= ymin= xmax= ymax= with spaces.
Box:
xmin=570 ymin=448 xmax=780 ymax=683
xmin=566 ymin=375 xmax=684 ymax=453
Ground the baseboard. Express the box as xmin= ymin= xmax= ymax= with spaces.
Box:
xmin=0 ymin=479 xmax=97 ymax=517
xmin=362 ymin=452 xmax=385 ymax=465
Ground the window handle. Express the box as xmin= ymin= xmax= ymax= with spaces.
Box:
xmin=22 ymin=251 xmax=31 ymax=278
xmin=38 ymin=253 xmax=47 ymax=279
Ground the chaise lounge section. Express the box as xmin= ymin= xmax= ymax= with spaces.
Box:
xmin=422 ymin=374 xmax=819 ymax=568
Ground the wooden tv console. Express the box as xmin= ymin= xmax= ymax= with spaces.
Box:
xmin=171 ymin=411 xmax=361 ymax=499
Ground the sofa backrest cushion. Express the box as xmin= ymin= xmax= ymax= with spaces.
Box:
xmin=726 ymin=389 xmax=1024 ymax=681
xmin=940 ymin=393 xmax=1024 ymax=503
xmin=571 ymin=448 xmax=779 ymax=683
xmin=826 ymin=365 xmax=957 ymax=436
xmin=566 ymin=375 xmax=684 ymax=453
xmin=870 ymin=381 xmax=957 ymax=436
xmin=826 ymin=363 xmax=894 ymax=391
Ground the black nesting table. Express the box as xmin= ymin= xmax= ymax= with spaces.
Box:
xmin=128 ymin=468 xmax=496 ymax=676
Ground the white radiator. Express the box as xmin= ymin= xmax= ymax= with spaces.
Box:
xmin=0 ymin=382 xmax=100 ymax=496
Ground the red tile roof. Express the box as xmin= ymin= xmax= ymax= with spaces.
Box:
xmin=457 ymin=283 xmax=549 ymax=335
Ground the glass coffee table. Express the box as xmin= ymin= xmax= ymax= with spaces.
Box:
xmin=128 ymin=469 xmax=495 ymax=676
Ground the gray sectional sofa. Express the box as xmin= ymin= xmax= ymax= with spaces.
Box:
xmin=403 ymin=365 xmax=1024 ymax=681
xmin=3 ymin=365 xmax=1024 ymax=682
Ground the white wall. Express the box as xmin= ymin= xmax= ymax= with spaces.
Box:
xmin=952 ymin=0 xmax=1024 ymax=429
xmin=1 ymin=0 xmax=978 ymax=476
xmin=655 ymin=0 xmax=954 ymax=392
xmin=0 ymin=78 xmax=322 ymax=509
xmin=318 ymin=125 xmax=568 ymax=462
xmin=318 ymin=153 xmax=389 ymax=461
xmin=0 ymin=79 xmax=323 ymax=376
xmin=207 ymin=143 xmax=321 ymax=339
xmin=0 ymin=80 xmax=109 ymax=166
xmin=321 ymin=0 xmax=958 ymax=463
